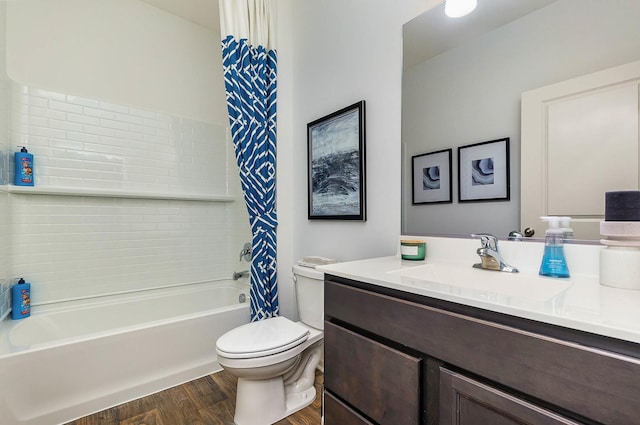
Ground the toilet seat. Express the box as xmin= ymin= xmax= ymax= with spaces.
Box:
xmin=216 ymin=316 xmax=310 ymax=359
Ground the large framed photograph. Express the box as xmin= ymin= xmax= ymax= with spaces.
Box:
xmin=458 ymin=137 xmax=510 ymax=202
xmin=307 ymin=101 xmax=366 ymax=220
xmin=412 ymin=149 xmax=452 ymax=204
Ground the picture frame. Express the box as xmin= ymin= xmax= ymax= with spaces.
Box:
xmin=458 ymin=137 xmax=510 ymax=203
xmin=307 ymin=101 xmax=366 ymax=220
xmin=411 ymin=148 xmax=452 ymax=204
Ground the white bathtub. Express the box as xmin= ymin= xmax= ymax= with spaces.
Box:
xmin=0 ymin=279 xmax=250 ymax=425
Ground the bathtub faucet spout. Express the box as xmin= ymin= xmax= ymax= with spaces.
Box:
xmin=233 ymin=270 xmax=249 ymax=280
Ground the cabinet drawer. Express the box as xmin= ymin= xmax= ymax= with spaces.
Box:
xmin=324 ymin=392 xmax=375 ymax=425
xmin=324 ymin=321 xmax=422 ymax=425
xmin=440 ymin=368 xmax=583 ymax=425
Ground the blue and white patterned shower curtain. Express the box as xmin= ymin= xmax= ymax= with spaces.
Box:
xmin=219 ymin=0 xmax=278 ymax=321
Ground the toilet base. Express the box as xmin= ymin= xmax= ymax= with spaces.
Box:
xmin=232 ymin=342 xmax=322 ymax=425
xmin=233 ymin=377 xmax=317 ymax=425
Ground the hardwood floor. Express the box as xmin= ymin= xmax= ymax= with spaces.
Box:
xmin=66 ymin=370 xmax=323 ymax=425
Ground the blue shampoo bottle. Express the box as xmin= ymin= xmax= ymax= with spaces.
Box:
xmin=11 ymin=278 xmax=31 ymax=320
xmin=539 ymin=216 xmax=570 ymax=278
xmin=14 ymin=146 xmax=34 ymax=186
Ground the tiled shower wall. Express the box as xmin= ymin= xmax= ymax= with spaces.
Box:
xmin=9 ymin=85 xmax=229 ymax=193
xmin=3 ymin=82 xmax=251 ymax=307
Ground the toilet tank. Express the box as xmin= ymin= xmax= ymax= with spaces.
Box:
xmin=292 ymin=265 xmax=324 ymax=330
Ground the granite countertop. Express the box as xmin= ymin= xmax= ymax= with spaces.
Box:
xmin=319 ymin=254 xmax=640 ymax=345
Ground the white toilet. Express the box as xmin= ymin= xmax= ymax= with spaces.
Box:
xmin=216 ymin=264 xmax=324 ymax=425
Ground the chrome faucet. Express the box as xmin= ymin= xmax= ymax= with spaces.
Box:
xmin=471 ymin=233 xmax=519 ymax=273
xmin=239 ymin=242 xmax=252 ymax=262
xmin=508 ymin=230 xmax=523 ymax=241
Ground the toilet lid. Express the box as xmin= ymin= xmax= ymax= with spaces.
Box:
xmin=216 ymin=316 xmax=310 ymax=359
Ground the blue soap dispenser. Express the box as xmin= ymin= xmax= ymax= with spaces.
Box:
xmin=14 ymin=146 xmax=34 ymax=186
xmin=11 ymin=278 xmax=31 ymax=320
xmin=539 ymin=216 xmax=570 ymax=278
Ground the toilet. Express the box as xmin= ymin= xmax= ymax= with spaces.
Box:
xmin=216 ymin=264 xmax=324 ymax=425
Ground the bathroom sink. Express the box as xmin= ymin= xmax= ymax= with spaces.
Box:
xmin=387 ymin=263 xmax=572 ymax=302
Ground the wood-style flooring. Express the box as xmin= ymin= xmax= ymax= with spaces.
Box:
xmin=66 ymin=369 xmax=323 ymax=425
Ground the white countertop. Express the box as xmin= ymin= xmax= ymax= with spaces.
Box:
xmin=319 ymin=252 xmax=640 ymax=345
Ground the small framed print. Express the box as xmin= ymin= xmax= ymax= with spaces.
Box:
xmin=458 ymin=137 xmax=510 ymax=203
xmin=411 ymin=148 xmax=452 ymax=204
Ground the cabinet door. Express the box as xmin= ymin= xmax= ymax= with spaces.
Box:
xmin=324 ymin=392 xmax=376 ymax=425
xmin=324 ymin=321 xmax=422 ymax=425
xmin=440 ymin=368 xmax=583 ymax=425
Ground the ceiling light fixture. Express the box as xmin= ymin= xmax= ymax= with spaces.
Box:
xmin=445 ymin=0 xmax=477 ymax=18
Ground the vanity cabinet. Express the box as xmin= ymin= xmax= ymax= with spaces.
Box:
xmin=323 ymin=275 xmax=640 ymax=425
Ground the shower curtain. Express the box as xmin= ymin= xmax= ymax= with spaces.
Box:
xmin=219 ymin=0 xmax=279 ymax=321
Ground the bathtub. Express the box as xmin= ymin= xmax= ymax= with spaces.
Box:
xmin=0 ymin=279 xmax=250 ymax=425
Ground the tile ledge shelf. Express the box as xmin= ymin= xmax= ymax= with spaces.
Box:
xmin=0 ymin=185 xmax=235 ymax=202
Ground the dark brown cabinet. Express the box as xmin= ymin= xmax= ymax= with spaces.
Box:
xmin=323 ymin=275 xmax=640 ymax=425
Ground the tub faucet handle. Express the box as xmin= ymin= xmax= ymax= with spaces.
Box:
xmin=239 ymin=242 xmax=252 ymax=262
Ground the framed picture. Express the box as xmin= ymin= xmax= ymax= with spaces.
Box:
xmin=458 ymin=137 xmax=510 ymax=202
xmin=411 ymin=149 xmax=452 ymax=204
xmin=307 ymin=101 xmax=366 ymax=220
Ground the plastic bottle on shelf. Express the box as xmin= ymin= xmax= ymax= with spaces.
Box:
xmin=14 ymin=147 xmax=34 ymax=186
xmin=11 ymin=278 xmax=31 ymax=320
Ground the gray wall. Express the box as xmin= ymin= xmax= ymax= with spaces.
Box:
xmin=402 ymin=0 xmax=640 ymax=238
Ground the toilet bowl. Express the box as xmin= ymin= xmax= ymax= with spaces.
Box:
xmin=215 ymin=265 xmax=325 ymax=425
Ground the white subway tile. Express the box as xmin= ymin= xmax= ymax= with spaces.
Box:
xmin=49 ymin=139 xmax=85 ymax=151
xmin=47 ymin=109 xmax=67 ymax=121
xmin=67 ymin=95 xmax=99 ymax=108
xmin=85 ymin=179 xmax=125 ymax=190
xmin=49 ymin=119 xmax=84 ymax=133
xmin=25 ymin=115 xmax=49 ymax=128
xmin=84 ymin=124 xmax=116 ymax=137
xmin=113 ymin=129 xmax=143 ymax=142
xmin=67 ymin=131 xmax=101 ymax=144
xmin=28 ymin=125 xmax=66 ymax=139
xmin=49 ymin=100 xmax=83 ymax=114
xmin=99 ymin=101 xmax=129 ymax=114
xmin=25 ymin=96 xmax=49 ymax=108
xmin=24 ymin=135 xmax=50 ymax=147
xmin=48 ymin=156 xmax=85 ymax=169
xmin=46 ymin=176 xmax=85 ymax=187
xmin=84 ymin=106 xmax=115 ymax=119
xmin=100 ymin=118 xmax=130 ymax=131
xmin=30 ymin=88 xmax=66 ymax=101
xmin=113 ymin=112 xmax=144 ymax=125
xmin=67 ymin=112 xmax=100 ymax=126
xmin=27 ymin=105 xmax=49 ymax=118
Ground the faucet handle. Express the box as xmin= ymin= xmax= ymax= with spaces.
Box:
xmin=471 ymin=233 xmax=498 ymax=251
xmin=239 ymin=242 xmax=252 ymax=262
